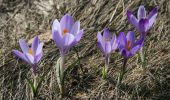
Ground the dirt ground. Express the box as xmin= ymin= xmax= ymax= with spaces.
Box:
xmin=0 ymin=0 xmax=170 ymax=99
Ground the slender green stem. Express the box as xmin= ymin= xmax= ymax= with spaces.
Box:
xmin=33 ymin=75 xmax=37 ymax=89
xmin=102 ymin=55 xmax=110 ymax=79
xmin=139 ymin=47 xmax=146 ymax=68
xmin=59 ymin=54 xmax=65 ymax=98
xmin=33 ymin=74 xmax=37 ymax=98
xmin=116 ymin=58 xmax=127 ymax=87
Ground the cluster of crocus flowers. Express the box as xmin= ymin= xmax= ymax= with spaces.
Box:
xmin=12 ymin=5 xmax=157 ymax=98
xmin=127 ymin=5 xmax=158 ymax=36
xmin=52 ymin=14 xmax=83 ymax=97
xmin=97 ymin=28 xmax=117 ymax=79
xmin=12 ymin=36 xmax=43 ymax=75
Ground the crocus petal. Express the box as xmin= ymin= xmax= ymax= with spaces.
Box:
xmin=52 ymin=31 xmax=63 ymax=49
xmin=71 ymin=21 xmax=80 ymax=35
xmin=52 ymin=19 xmax=62 ymax=36
xmin=126 ymin=31 xmax=135 ymax=46
xmin=25 ymin=53 xmax=34 ymax=64
xmin=130 ymin=45 xmax=141 ymax=55
xmin=75 ymin=29 xmax=83 ymax=42
xmin=34 ymin=52 xmax=43 ymax=63
xmin=138 ymin=5 xmax=146 ymax=20
xmin=36 ymin=43 xmax=44 ymax=55
xmin=97 ymin=42 xmax=105 ymax=54
xmin=19 ymin=39 xmax=29 ymax=53
xmin=148 ymin=7 xmax=158 ymax=28
xmin=63 ymin=33 xmax=75 ymax=47
xmin=120 ymin=49 xmax=128 ymax=58
xmin=111 ymin=34 xmax=118 ymax=51
xmin=126 ymin=51 xmax=132 ymax=58
xmin=127 ymin=10 xmax=139 ymax=30
xmin=97 ymin=32 xmax=105 ymax=49
xmin=118 ymin=32 xmax=127 ymax=50
xmin=138 ymin=18 xmax=149 ymax=34
xmin=97 ymin=32 xmax=103 ymax=43
xmin=97 ymin=32 xmax=105 ymax=53
xmin=103 ymin=28 xmax=111 ymax=39
xmin=60 ymin=14 xmax=74 ymax=32
xmin=135 ymin=36 xmax=145 ymax=46
xmin=104 ymin=41 xmax=112 ymax=55
xmin=32 ymin=36 xmax=40 ymax=54
xmin=12 ymin=50 xmax=29 ymax=63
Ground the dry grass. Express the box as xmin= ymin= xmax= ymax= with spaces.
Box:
xmin=0 ymin=0 xmax=170 ymax=99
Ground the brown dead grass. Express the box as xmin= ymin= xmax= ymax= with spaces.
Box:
xmin=0 ymin=0 xmax=170 ymax=99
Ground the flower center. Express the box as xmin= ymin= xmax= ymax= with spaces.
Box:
xmin=104 ymin=38 xmax=111 ymax=42
xmin=62 ymin=28 xmax=68 ymax=36
xmin=126 ymin=40 xmax=132 ymax=51
xmin=28 ymin=48 xmax=34 ymax=55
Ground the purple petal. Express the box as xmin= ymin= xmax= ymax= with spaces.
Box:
xmin=32 ymin=36 xmax=40 ymax=54
xmin=36 ymin=43 xmax=43 ymax=55
xmin=118 ymin=32 xmax=127 ymax=50
xmin=127 ymin=10 xmax=139 ymax=30
xmin=12 ymin=50 xmax=29 ymax=63
xmin=126 ymin=51 xmax=132 ymax=58
xmin=25 ymin=53 xmax=34 ymax=64
xmin=138 ymin=5 xmax=146 ymax=19
xmin=97 ymin=32 xmax=105 ymax=53
xmin=97 ymin=32 xmax=105 ymax=48
xmin=120 ymin=49 xmax=133 ymax=58
xmin=148 ymin=7 xmax=158 ymax=28
xmin=97 ymin=32 xmax=103 ymax=43
xmin=71 ymin=21 xmax=80 ymax=35
xmin=19 ymin=39 xmax=29 ymax=53
xmin=97 ymin=42 xmax=105 ymax=54
xmin=63 ymin=33 xmax=75 ymax=47
xmin=52 ymin=31 xmax=63 ymax=49
xmin=120 ymin=49 xmax=128 ymax=58
xmin=130 ymin=45 xmax=141 ymax=56
xmin=75 ymin=29 xmax=83 ymax=42
xmin=138 ymin=18 xmax=149 ymax=34
xmin=103 ymin=28 xmax=111 ymax=39
xmin=126 ymin=31 xmax=135 ymax=46
xmin=52 ymin=19 xmax=62 ymax=36
xmin=135 ymin=36 xmax=145 ymax=46
xmin=104 ymin=41 xmax=112 ymax=55
xmin=148 ymin=7 xmax=158 ymax=19
xmin=60 ymin=14 xmax=74 ymax=32
xmin=34 ymin=52 xmax=43 ymax=63
xmin=111 ymin=34 xmax=118 ymax=51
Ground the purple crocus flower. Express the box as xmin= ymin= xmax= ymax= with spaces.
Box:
xmin=118 ymin=31 xmax=144 ymax=58
xmin=52 ymin=14 xmax=83 ymax=56
xmin=97 ymin=28 xmax=117 ymax=79
xmin=127 ymin=5 xmax=158 ymax=36
xmin=97 ymin=28 xmax=118 ymax=57
xmin=12 ymin=36 xmax=43 ymax=74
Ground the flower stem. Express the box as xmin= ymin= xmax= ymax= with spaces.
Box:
xmin=139 ymin=47 xmax=145 ymax=67
xmin=102 ymin=55 xmax=110 ymax=79
xmin=32 ymin=64 xmax=38 ymax=98
xmin=59 ymin=54 xmax=65 ymax=98
xmin=33 ymin=74 xmax=37 ymax=97
xmin=116 ymin=58 xmax=127 ymax=87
